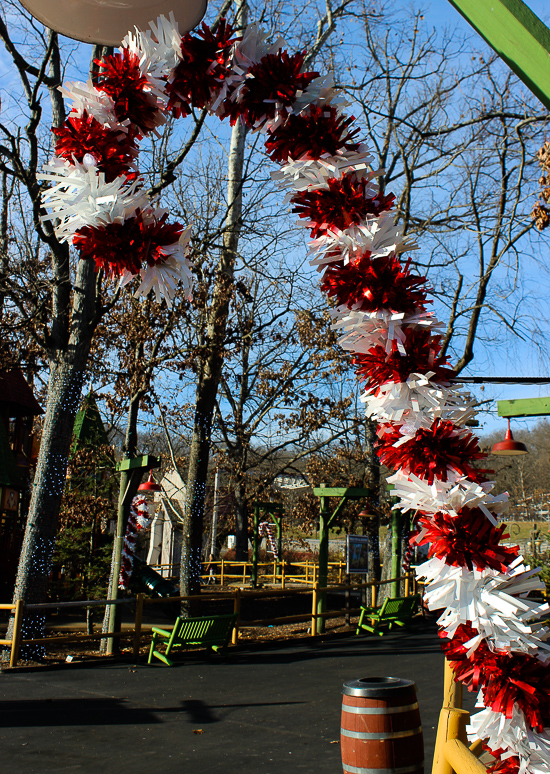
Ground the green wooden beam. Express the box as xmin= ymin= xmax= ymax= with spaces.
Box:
xmin=312 ymin=487 xmax=371 ymax=498
xmin=447 ymin=0 xmax=550 ymax=111
xmin=497 ymin=397 xmax=550 ymax=417
xmin=115 ymin=454 xmax=161 ymax=472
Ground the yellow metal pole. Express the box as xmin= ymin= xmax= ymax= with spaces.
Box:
xmin=242 ymin=563 xmax=247 ymax=584
xmin=444 ymin=659 xmax=463 ymax=709
xmin=432 ymin=707 xmax=470 ymax=774
xmin=281 ymin=561 xmax=286 ymax=589
xmin=221 ymin=559 xmax=225 ymax=587
xmin=10 ymin=600 xmax=24 ymax=668
xmin=232 ymin=588 xmax=241 ymax=645
xmin=443 ymin=739 xmax=487 ymax=774
xmin=311 ymin=583 xmax=319 ymax=636
xmin=405 ymin=574 xmax=410 ymax=597
xmin=132 ymin=593 xmax=144 ymax=661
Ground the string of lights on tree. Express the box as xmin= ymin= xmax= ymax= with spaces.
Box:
xmin=39 ymin=13 xmax=550 ymax=773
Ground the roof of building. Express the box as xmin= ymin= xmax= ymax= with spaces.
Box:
xmin=0 ymin=369 xmax=43 ymax=417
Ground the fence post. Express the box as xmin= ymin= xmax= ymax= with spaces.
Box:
xmin=10 ymin=599 xmax=24 ymax=668
xmin=370 ymin=581 xmax=377 ymax=609
xmin=311 ymin=582 xmax=319 ymax=636
xmin=272 ymin=560 xmax=276 ymax=586
xmin=133 ymin=593 xmax=144 ymax=661
xmin=405 ymin=573 xmax=410 ymax=597
xmin=232 ymin=588 xmax=241 ymax=645
xmin=281 ymin=561 xmax=285 ymax=589
xmin=220 ymin=559 xmax=225 ymax=587
xmin=242 ymin=563 xmax=247 ymax=585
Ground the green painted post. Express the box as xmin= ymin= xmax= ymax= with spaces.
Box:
xmin=390 ymin=509 xmax=401 ymax=599
xmin=317 ymin=484 xmax=330 ymax=634
xmin=447 ymin=0 xmax=550 ymax=111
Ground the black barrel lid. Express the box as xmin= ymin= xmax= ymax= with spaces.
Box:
xmin=342 ymin=677 xmax=416 ymax=698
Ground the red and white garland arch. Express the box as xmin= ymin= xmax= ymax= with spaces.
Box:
xmin=40 ymin=13 xmax=550 ymax=773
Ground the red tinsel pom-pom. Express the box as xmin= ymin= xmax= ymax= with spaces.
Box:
xmin=413 ymin=507 xmax=519 ymax=572
xmin=166 ymin=20 xmax=236 ymax=118
xmin=353 ymin=327 xmax=453 ymax=389
xmin=321 ymin=252 xmax=428 ymax=313
xmin=376 ymin=418 xmax=486 ymax=484
xmin=485 ymin=755 xmax=520 ymax=774
xmin=440 ymin=625 xmax=550 ymax=731
xmin=484 ymin=750 xmax=520 ymax=774
xmin=264 ymin=104 xmax=360 ymax=162
xmin=221 ymin=50 xmax=319 ymax=127
xmin=292 ymin=174 xmax=395 ymax=237
xmin=73 ymin=212 xmax=184 ymax=277
xmin=96 ymin=49 xmax=161 ymax=135
xmin=53 ymin=112 xmax=138 ymax=182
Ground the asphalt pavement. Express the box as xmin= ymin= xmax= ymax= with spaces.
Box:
xmin=0 ymin=616 xmax=476 ymax=774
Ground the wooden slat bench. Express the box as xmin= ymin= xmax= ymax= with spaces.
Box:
xmin=148 ymin=612 xmax=238 ymax=666
xmin=356 ymin=595 xmax=420 ymax=637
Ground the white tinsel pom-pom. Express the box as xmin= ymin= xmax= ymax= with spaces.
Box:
xmin=272 ymin=148 xmax=377 ymax=192
xmin=360 ymin=376 xmax=477 ymax=429
xmin=331 ymin=307 xmax=441 ymax=355
xmin=40 ymin=161 xmax=149 ymax=241
xmin=122 ymin=13 xmax=182 ymax=89
xmin=309 ymin=211 xmax=418 ymax=268
xmin=468 ymin=699 xmax=550 ymax=774
xmin=387 ymin=470 xmax=510 ymax=521
xmin=417 ymin=555 xmax=550 ymax=658
xmin=60 ymin=80 xmax=120 ymax=129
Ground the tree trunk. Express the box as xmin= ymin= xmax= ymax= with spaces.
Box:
xmin=6 ymin=256 xmax=98 ymax=657
xmin=180 ymin=6 xmax=247 ymax=601
xmin=234 ymin=473 xmax=248 ymax=561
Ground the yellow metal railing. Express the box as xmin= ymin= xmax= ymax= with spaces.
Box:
xmin=432 ymin=660 xmax=487 ymax=774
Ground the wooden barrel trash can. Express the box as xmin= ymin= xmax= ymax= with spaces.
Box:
xmin=341 ymin=676 xmax=424 ymax=774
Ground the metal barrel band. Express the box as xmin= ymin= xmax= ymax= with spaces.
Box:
xmin=341 ymin=726 xmax=422 ymax=740
xmin=342 ymin=763 xmax=424 ymax=774
xmin=342 ymin=702 xmax=419 ymax=715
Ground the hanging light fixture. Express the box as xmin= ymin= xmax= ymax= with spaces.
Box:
xmin=137 ymin=470 xmax=162 ymax=493
xmin=17 ymin=0 xmax=207 ymax=47
xmin=491 ymin=418 xmax=528 ymax=456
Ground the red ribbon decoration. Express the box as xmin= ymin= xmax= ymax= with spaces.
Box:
xmin=412 ymin=507 xmax=518 ymax=572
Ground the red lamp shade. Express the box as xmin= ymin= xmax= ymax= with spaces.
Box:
xmin=137 ymin=470 xmax=162 ymax=493
xmin=17 ymin=0 xmax=207 ymax=47
xmin=491 ymin=418 xmax=528 ymax=456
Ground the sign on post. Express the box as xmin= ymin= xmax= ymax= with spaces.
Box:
xmin=346 ymin=535 xmax=370 ymax=574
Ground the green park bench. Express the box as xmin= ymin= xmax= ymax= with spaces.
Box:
xmin=148 ymin=612 xmax=238 ymax=666
xmin=356 ymin=595 xmax=420 ymax=637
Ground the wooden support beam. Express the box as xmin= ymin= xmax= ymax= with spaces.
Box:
xmin=312 ymin=486 xmax=371 ymax=497
xmin=447 ymin=0 xmax=550 ymax=110
xmin=497 ymin=397 xmax=550 ymax=417
xmin=115 ymin=454 xmax=161 ymax=472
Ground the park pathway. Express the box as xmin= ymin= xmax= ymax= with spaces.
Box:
xmin=0 ymin=616 xmax=475 ymax=774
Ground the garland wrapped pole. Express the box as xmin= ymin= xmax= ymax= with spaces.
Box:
xmin=38 ymin=14 xmax=550 ymax=772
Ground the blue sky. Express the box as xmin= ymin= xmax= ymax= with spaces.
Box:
xmin=422 ymin=0 xmax=550 ymax=436
xmin=2 ymin=0 xmax=550 ymax=438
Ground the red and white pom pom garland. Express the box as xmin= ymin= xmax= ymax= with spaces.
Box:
xmin=41 ymin=16 xmax=550 ymax=771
